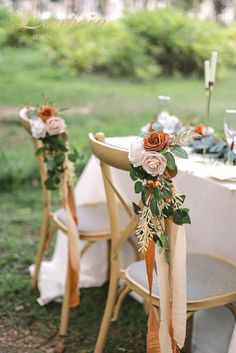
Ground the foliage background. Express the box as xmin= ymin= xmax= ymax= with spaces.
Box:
xmin=1 ymin=7 xmax=236 ymax=80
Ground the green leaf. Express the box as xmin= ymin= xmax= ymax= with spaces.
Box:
xmin=134 ymin=181 xmax=143 ymax=193
xmin=55 ymin=154 xmax=65 ymax=165
xmin=68 ymin=147 xmax=79 ymax=163
xmin=150 ymin=198 xmax=159 ymax=216
xmin=141 ymin=189 xmax=147 ymax=205
xmin=56 ymin=138 xmax=68 ymax=152
xmin=162 ymin=187 xmax=172 ymax=198
xmin=54 ymin=175 xmax=61 ymax=185
xmin=160 ymin=233 xmax=169 ymax=247
xmin=130 ymin=169 xmax=138 ymax=181
xmin=171 ymin=146 xmax=188 ymax=159
xmin=132 ymin=202 xmax=141 ymax=215
xmin=153 ymin=187 xmax=160 ymax=199
xmin=153 ymin=234 xmax=162 ymax=246
xmin=178 ymin=194 xmax=186 ymax=203
xmin=163 ymin=206 xmax=174 ymax=217
xmin=163 ymin=152 xmax=176 ymax=171
xmin=173 ymin=208 xmax=191 ymax=225
xmin=35 ymin=146 xmax=48 ymax=156
xmin=44 ymin=178 xmax=56 ymax=190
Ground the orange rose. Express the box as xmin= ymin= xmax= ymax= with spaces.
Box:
xmin=194 ymin=124 xmax=205 ymax=135
xmin=144 ymin=131 xmax=169 ymax=152
xmin=38 ymin=105 xmax=56 ymax=122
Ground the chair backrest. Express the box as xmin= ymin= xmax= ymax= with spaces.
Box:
xmin=89 ymin=132 xmax=138 ymax=260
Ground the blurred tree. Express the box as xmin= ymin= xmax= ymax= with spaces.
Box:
xmin=65 ymin=0 xmax=79 ymax=13
xmin=142 ymin=0 xmax=150 ymax=8
xmin=37 ymin=0 xmax=45 ymax=13
xmin=172 ymin=0 xmax=196 ymax=11
xmin=97 ymin=0 xmax=109 ymax=16
xmin=213 ymin=0 xmax=232 ymax=21
xmin=11 ymin=0 xmax=19 ymax=9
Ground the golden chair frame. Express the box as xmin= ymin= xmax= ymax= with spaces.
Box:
xmin=89 ymin=132 xmax=236 ymax=353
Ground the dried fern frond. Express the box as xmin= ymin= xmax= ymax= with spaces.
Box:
xmin=171 ymin=185 xmax=185 ymax=210
xmin=170 ymin=130 xmax=199 ymax=146
xmin=136 ymin=207 xmax=156 ymax=252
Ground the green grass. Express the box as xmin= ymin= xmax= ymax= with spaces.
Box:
xmin=0 ymin=46 xmax=236 ymax=352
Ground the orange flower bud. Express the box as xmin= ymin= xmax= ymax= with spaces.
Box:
xmin=165 ymin=197 xmax=172 ymax=204
xmin=146 ymin=180 xmax=154 ymax=188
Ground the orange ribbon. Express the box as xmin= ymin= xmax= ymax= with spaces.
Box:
xmin=145 ymin=239 xmax=161 ymax=353
xmin=66 ymin=182 xmax=80 ymax=307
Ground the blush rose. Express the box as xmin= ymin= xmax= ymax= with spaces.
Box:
xmin=141 ymin=151 xmax=167 ymax=177
xmin=46 ymin=117 xmax=67 ymax=136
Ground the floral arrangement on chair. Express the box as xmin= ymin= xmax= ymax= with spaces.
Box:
xmin=128 ymin=123 xmax=197 ymax=256
xmin=20 ymin=100 xmax=81 ymax=309
xmin=25 ymin=101 xmax=79 ymax=190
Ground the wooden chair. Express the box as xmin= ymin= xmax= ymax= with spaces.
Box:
xmin=89 ymin=132 xmax=236 ymax=353
xmin=19 ymin=110 xmax=134 ymax=338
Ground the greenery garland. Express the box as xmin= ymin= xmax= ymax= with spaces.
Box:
xmin=128 ymin=123 xmax=197 ymax=258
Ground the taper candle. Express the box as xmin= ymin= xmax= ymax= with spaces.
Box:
xmin=204 ymin=60 xmax=210 ymax=89
xmin=209 ymin=51 xmax=218 ymax=83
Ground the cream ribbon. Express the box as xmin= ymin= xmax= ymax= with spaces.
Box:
xmin=154 ymin=219 xmax=187 ymax=352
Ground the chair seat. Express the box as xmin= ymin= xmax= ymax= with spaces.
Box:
xmin=54 ymin=202 xmax=130 ymax=235
xmin=126 ymin=254 xmax=236 ymax=302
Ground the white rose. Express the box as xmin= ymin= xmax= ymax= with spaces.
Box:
xmin=128 ymin=137 xmax=144 ymax=167
xmin=141 ymin=150 xmax=167 ymax=177
xmin=30 ymin=118 xmax=47 ymax=139
xmin=46 ymin=117 xmax=67 ymax=136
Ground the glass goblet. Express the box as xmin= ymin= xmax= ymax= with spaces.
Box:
xmin=224 ymin=109 xmax=236 ymax=164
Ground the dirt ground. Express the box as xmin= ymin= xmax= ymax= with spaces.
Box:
xmin=0 ymin=319 xmax=59 ymax=353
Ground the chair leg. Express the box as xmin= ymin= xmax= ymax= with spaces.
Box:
xmin=59 ymin=264 xmax=71 ymax=336
xmin=32 ymin=213 xmax=50 ymax=289
xmin=94 ymin=260 xmax=119 ymax=353
xmin=183 ymin=314 xmax=194 ymax=353
xmin=111 ymin=285 xmax=130 ymax=321
xmin=44 ymin=222 xmax=58 ymax=251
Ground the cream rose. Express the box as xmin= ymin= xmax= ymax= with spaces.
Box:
xmin=128 ymin=137 xmax=144 ymax=167
xmin=46 ymin=117 xmax=67 ymax=136
xmin=30 ymin=118 xmax=47 ymax=139
xmin=141 ymin=151 xmax=167 ymax=177
xmin=202 ymin=126 xmax=215 ymax=136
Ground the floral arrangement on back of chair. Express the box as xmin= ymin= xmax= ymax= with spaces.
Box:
xmin=128 ymin=123 xmax=198 ymax=353
xmin=24 ymin=100 xmax=79 ymax=190
xmin=20 ymin=99 xmax=81 ymax=308
xmin=129 ymin=122 xmax=197 ymax=256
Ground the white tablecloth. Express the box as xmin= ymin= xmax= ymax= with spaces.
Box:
xmin=31 ymin=136 xmax=236 ymax=353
